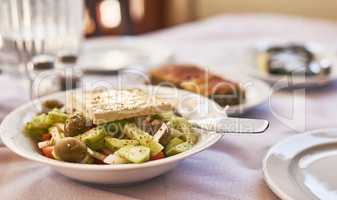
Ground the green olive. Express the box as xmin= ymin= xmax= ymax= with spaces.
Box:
xmin=54 ymin=137 xmax=87 ymax=163
xmin=64 ymin=113 xmax=91 ymax=137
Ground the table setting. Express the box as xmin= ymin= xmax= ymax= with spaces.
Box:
xmin=1 ymin=1 xmax=337 ymax=199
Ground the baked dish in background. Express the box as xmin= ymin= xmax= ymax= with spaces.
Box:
xmin=150 ymin=64 xmax=245 ymax=106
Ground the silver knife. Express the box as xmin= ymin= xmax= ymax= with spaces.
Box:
xmin=189 ymin=117 xmax=269 ymax=134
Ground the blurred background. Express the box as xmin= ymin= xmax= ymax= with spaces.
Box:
xmin=84 ymin=0 xmax=337 ymax=36
xmin=1 ymin=0 xmax=337 ymax=98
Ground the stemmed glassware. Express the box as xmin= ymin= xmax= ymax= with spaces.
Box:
xmin=0 ymin=0 xmax=84 ymax=98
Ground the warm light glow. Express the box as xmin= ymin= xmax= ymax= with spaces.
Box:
xmin=130 ymin=0 xmax=145 ymax=21
xmin=84 ymin=9 xmax=95 ymax=34
xmin=99 ymin=0 xmax=121 ymax=28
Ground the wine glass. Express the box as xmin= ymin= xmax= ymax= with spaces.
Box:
xmin=0 ymin=0 xmax=84 ymax=98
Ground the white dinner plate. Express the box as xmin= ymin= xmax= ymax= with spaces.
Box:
xmin=211 ymin=69 xmax=271 ymax=116
xmin=242 ymin=41 xmax=337 ymax=88
xmin=78 ymin=37 xmax=174 ymax=73
xmin=263 ymin=128 xmax=337 ymax=200
xmin=0 ymin=85 xmax=223 ymax=184
xmin=224 ymin=74 xmax=271 ymax=116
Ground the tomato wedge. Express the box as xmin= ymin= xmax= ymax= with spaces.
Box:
xmin=41 ymin=146 xmax=54 ymax=159
xmin=42 ymin=133 xmax=52 ymax=141
xmin=151 ymin=151 xmax=165 ymax=160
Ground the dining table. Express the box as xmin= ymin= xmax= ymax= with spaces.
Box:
xmin=1 ymin=13 xmax=337 ymax=200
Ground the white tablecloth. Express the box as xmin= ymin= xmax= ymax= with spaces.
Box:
xmin=1 ymin=14 xmax=337 ymax=200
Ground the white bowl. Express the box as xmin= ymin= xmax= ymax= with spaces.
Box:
xmin=0 ymin=86 xmax=223 ymax=184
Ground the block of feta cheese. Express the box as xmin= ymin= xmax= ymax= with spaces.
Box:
xmin=66 ymin=89 xmax=173 ymax=124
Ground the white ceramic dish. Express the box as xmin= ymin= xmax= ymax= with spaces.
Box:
xmin=215 ymin=71 xmax=271 ymax=116
xmin=79 ymin=37 xmax=174 ymax=73
xmin=263 ymin=128 xmax=337 ymax=200
xmin=244 ymin=41 xmax=337 ymax=88
xmin=0 ymin=85 xmax=223 ymax=184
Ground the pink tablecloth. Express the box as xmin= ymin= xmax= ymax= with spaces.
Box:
xmin=1 ymin=14 xmax=337 ymax=200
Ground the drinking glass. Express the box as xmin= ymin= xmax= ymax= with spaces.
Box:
xmin=0 ymin=0 xmax=84 ymax=97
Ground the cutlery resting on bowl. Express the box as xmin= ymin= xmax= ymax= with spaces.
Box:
xmin=189 ymin=117 xmax=269 ymax=134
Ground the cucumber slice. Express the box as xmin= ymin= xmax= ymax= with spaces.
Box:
xmin=24 ymin=114 xmax=51 ymax=141
xmin=124 ymin=124 xmax=164 ymax=156
xmin=88 ymin=138 xmax=106 ymax=150
xmin=47 ymin=109 xmax=68 ymax=124
xmin=78 ymin=128 xmax=106 ymax=150
xmin=165 ymin=142 xmax=193 ymax=156
xmin=117 ymin=146 xmax=150 ymax=163
xmin=147 ymin=140 xmax=164 ymax=157
xmin=180 ymin=132 xmax=198 ymax=144
xmin=165 ymin=137 xmax=184 ymax=153
xmin=105 ymin=137 xmax=139 ymax=150
xmin=103 ymin=153 xmax=129 ymax=164
xmin=159 ymin=128 xmax=180 ymax=145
